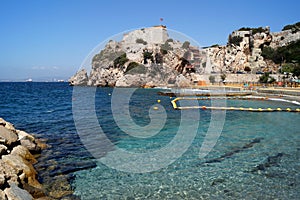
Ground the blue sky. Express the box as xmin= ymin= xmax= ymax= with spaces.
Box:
xmin=0 ymin=0 xmax=299 ymax=81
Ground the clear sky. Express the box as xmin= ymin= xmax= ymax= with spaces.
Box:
xmin=0 ymin=0 xmax=299 ymax=81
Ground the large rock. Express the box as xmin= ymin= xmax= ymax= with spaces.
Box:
xmin=16 ymin=130 xmax=35 ymax=141
xmin=0 ymin=118 xmax=6 ymax=126
xmin=2 ymin=154 xmax=41 ymax=189
xmin=4 ymin=183 xmax=33 ymax=200
xmin=0 ymin=159 xmax=19 ymax=185
xmin=20 ymin=139 xmax=41 ymax=154
xmin=0 ymin=126 xmax=18 ymax=146
xmin=0 ymin=189 xmax=6 ymax=200
xmin=0 ymin=174 xmax=5 ymax=188
xmin=68 ymin=69 xmax=88 ymax=86
xmin=11 ymin=145 xmax=37 ymax=164
xmin=175 ymin=74 xmax=191 ymax=87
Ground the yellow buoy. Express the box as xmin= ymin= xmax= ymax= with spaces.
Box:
xmin=286 ymin=108 xmax=291 ymax=112
xmin=276 ymin=108 xmax=282 ymax=111
xmin=248 ymin=108 xmax=253 ymax=111
xmin=239 ymin=107 xmax=244 ymax=110
xmin=296 ymin=108 xmax=300 ymax=112
xmin=258 ymin=108 xmax=263 ymax=111
xmin=157 ymin=99 xmax=161 ymax=103
xmin=267 ymin=108 xmax=273 ymax=111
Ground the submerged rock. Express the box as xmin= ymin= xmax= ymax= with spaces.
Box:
xmin=251 ymin=153 xmax=284 ymax=173
xmin=4 ymin=183 xmax=33 ymax=200
xmin=203 ymin=137 xmax=263 ymax=164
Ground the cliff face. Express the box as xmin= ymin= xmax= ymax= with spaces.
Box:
xmin=207 ymin=27 xmax=272 ymax=74
xmin=70 ymin=26 xmax=205 ymax=87
xmin=69 ymin=24 xmax=300 ymax=86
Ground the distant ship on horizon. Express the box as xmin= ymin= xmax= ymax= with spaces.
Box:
xmin=26 ymin=78 xmax=33 ymax=82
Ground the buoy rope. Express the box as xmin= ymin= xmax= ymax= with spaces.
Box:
xmin=171 ymin=97 xmax=300 ymax=112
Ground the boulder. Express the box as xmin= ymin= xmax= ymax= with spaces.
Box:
xmin=20 ymin=139 xmax=41 ymax=154
xmin=0 ymin=190 xmax=6 ymax=200
xmin=0 ymin=126 xmax=18 ymax=146
xmin=4 ymin=183 xmax=33 ymax=200
xmin=0 ymin=159 xmax=19 ymax=184
xmin=175 ymin=74 xmax=191 ymax=87
xmin=0 ymin=174 xmax=5 ymax=188
xmin=11 ymin=145 xmax=37 ymax=164
xmin=68 ymin=69 xmax=88 ymax=86
xmin=4 ymin=121 xmax=16 ymax=133
xmin=16 ymin=130 xmax=35 ymax=142
xmin=0 ymin=118 xmax=6 ymax=126
xmin=2 ymin=154 xmax=41 ymax=189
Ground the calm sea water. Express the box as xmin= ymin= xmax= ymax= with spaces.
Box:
xmin=0 ymin=82 xmax=299 ymax=199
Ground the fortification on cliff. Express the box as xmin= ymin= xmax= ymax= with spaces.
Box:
xmin=69 ymin=22 xmax=300 ymax=87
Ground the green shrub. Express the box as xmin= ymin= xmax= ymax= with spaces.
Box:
xmin=220 ymin=74 xmax=226 ymax=81
xmin=125 ymin=64 xmax=147 ymax=75
xmin=228 ymin=35 xmax=243 ymax=46
xmin=262 ymin=40 xmax=300 ymax=64
xmin=143 ymin=51 xmax=154 ymax=64
xmin=136 ymin=38 xmax=147 ymax=45
xmin=282 ymin=22 xmax=300 ymax=33
xmin=259 ymin=72 xmax=276 ymax=83
xmin=182 ymin=41 xmax=190 ymax=49
xmin=209 ymin=75 xmax=215 ymax=83
xmin=238 ymin=27 xmax=265 ymax=35
xmin=125 ymin=62 xmax=139 ymax=73
xmin=114 ymin=53 xmax=129 ymax=68
xmin=210 ymin=44 xmax=219 ymax=48
xmin=160 ymin=41 xmax=173 ymax=54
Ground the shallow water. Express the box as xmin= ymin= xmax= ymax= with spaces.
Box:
xmin=0 ymin=82 xmax=299 ymax=199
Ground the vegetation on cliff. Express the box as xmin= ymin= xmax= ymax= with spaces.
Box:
xmin=282 ymin=21 xmax=300 ymax=33
xmin=262 ymin=40 xmax=300 ymax=76
xmin=238 ymin=27 xmax=266 ymax=35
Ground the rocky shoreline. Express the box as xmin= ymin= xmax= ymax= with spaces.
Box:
xmin=0 ymin=118 xmax=50 ymax=200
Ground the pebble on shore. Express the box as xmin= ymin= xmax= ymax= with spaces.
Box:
xmin=0 ymin=118 xmax=51 ymax=200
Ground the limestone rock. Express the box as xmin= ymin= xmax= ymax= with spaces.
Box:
xmin=0 ymin=126 xmax=18 ymax=146
xmin=2 ymin=154 xmax=41 ymax=189
xmin=0 ymin=174 xmax=5 ymax=188
xmin=175 ymin=74 xmax=191 ymax=87
xmin=0 ymin=159 xmax=19 ymax=185
xmin=4 ymin=122 xmax=16 ymax=133
xmin=68 ymin=69 xmax=88 ymax=86
xmin=4 ymin=183 xmax=33 ymax=200
xmin=16 ymin=130 xmax=35 ymax=142
xmin=69 ymin=25 xmax=300 ymax=86
xmin=20 ymin=139 xmax=41 ymax=154
xmin=11 ymin=145 xmax=37 ymax=164
xmin=0 ymin=190 xmax=6 ymax=200
xmin=0 ymin=118 xmax=6 ymax=126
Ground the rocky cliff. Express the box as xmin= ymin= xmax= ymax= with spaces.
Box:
xmin=69 ymin=23 xmax=300 ymax=86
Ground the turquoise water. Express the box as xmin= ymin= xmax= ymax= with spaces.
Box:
xmin=0 ymin=83 xmax=299 ymax=199
xmin=73 ymin=88 xmax=300 ymax=199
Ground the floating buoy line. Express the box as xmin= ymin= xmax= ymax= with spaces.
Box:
xmin=171 ymin=97 xmax=300 ymax=112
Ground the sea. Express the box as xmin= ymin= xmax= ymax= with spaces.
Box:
xmin=0 ymin=82 xmax=299 ymax=199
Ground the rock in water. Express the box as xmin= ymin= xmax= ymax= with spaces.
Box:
xmin=0 ymin=126 xmax=18 ymax=147
xmin=4 ymin=183 xmax=33 ymax=200
xmin=68 ymin=69 xmax=88 ymax=86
